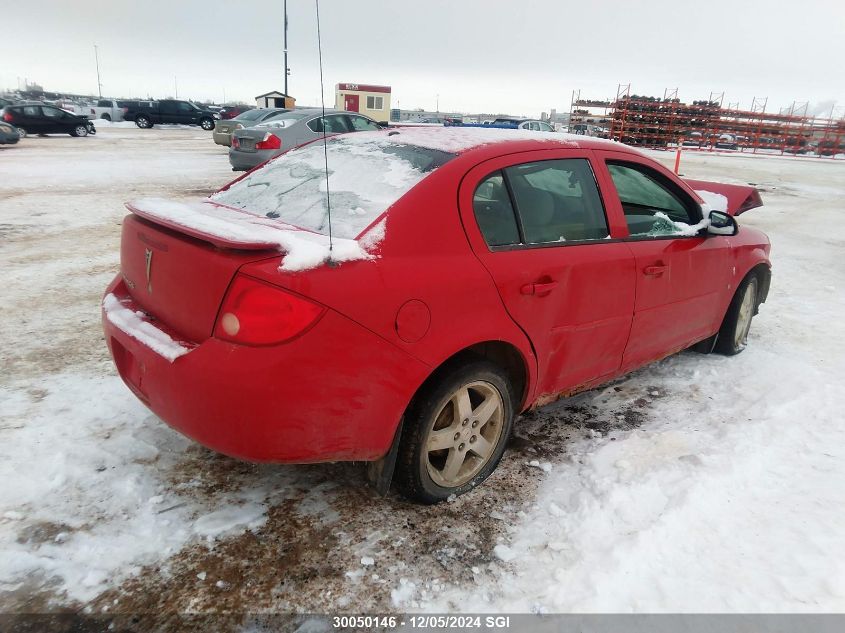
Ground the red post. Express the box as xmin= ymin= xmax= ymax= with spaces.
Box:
xmin=673 ymin=143 xmax=682 ymax=174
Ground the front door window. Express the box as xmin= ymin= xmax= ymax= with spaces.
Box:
xmin=606 ymin=162 xmax=703 ymax=236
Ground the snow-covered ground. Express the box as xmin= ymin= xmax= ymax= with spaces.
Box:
xmin=0 ymin=129 xmax=843 ymax=620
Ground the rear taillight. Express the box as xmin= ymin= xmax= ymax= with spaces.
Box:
xmin=231 ymin=136 xmax=240 ymax=149
xmin=122 ymin=107 xmax=128 ymax=114
xmin=255 ymin=133 xmax=282 ymax=150
xmin=214 ymin=275 xmax=324 ymax=346
xmin=2 ymin=113 xmax=12 ymax=122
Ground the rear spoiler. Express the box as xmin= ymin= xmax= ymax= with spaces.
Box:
xmin=682 ymin=179 xmax=763 ymax=216
xmin=126 ymin=200 xmax=284 ymax=250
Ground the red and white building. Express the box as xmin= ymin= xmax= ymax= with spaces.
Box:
xmin=335 ymin=83 xmax=391 ymax=124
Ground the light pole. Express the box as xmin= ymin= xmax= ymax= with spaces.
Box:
xmin=283 ymin=0 xmax=289 ymax=96
xmin=94 ymin=44 xmax=103 ymax=98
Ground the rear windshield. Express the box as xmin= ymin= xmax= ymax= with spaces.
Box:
xmin=211 ymin=136 xmax=455 ymax=238
xmin=236 ymin=109 xmax=274 ymax=122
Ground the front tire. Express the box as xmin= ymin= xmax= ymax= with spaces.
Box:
xmin=395 ymin=359 xmax=515 ymax=503
xmin=17 ymin=127 xmax=27 ymax=138
xmin=715 ymin=274 xmax=759 ymax=355
xmin=71 ymin=124 xmax=89 ymax=137
xmin=135 ymin=115 xmax=152 ymax=129
xmin=199 ymin=117 xmax=215 ymax=131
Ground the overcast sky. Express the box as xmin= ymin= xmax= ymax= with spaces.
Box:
xmin=4 ymin=0 xmax=844 ymax=117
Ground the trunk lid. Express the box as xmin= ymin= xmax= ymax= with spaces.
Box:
xmin=119 ymin=212 xmax=275 ymax=342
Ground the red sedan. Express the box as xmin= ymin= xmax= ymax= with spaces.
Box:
xmin=102 ymin=128 xmax=771 ymax=503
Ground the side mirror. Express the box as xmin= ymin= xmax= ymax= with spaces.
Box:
xmin=707 ymin=210 xmax=738 ymax=236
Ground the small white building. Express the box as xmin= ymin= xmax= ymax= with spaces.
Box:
xmin=255 ymin=91 xmax=295 ymax=109
xmin=335 ymin=83 xmax=391 ymax=123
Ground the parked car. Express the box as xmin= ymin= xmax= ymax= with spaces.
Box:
xmin=229 ymin=108 xmax=381 ymax=171
xmin=219 ymin=105 xmax=255 ymax=120
xmin=447 ymin=117 xmax=556 ymax=132
xmin=715 ymin=134 xmax=739 ymax=150
xmin=102 ymin=129 xmax=770 ymax=503
xmin=82 ymin=99 xmax=127 ymax=122
xmin=1 ymin=104 xmax=96 ymax=137
xmin=123 ymin=100 xmax=217 ymax=130
xmin=0 ymin=120 xmax=20 ymax=144
xmin=213 ymin=108 xmax=291 ymax=147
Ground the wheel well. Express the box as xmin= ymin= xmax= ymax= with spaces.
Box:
xmin=410 ymin=342 xmax=529 ymax=413
xmin=747 ymin=263 xmax=771 ymax=308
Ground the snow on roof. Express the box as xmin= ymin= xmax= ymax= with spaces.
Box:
xmin=359 ymin=126 xmax=611 ymax=154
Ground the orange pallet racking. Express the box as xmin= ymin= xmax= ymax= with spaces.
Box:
xmin=571 ymin=85 xmax=844 ymax=159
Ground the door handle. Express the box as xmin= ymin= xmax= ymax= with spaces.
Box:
xmin=643 ymin=265 xmax=668 ymax=276
xmin=520 ymin=281 xmax=558 ymax=296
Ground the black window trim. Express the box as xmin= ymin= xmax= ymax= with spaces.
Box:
xmin=605 ymin=159 xmax=706 ymax=241
xmin=474 ymin=157 xmax=613 ymax=252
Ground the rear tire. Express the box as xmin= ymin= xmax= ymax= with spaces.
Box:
xmin=135 ymin=115 xmax=152 ymax=129
xmin=715 ymin=274 xmax=759 ymax=355
xmin=395 ymin=359 xmax=515 ymax=504
xmin=199 ymin=117 xmax=215 ymax=131
xmin=16 ymin=127 xmax=27 ymax=138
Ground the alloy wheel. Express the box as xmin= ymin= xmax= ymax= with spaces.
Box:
xmin=734 ymin=279 xmax=757 ymax=349
xmin=424 ymin=381 xmax=504 ymax=488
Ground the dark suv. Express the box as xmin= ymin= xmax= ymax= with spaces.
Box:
xmin=123 ymin=100 xmax=218 ymax=130
xmin=1 ymin=104 xmax=96 ymax=138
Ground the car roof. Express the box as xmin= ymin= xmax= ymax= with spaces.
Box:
xmin=345 ymin=126 xmax=631 ymax=157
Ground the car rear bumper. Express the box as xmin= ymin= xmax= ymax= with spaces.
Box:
xmin=102 ymin=277 xmax=429 ymax=463
xmin=228 ymin=147 xmax=277 ymax=171
xmin=213 ymin=130 xmax=232 ymax=146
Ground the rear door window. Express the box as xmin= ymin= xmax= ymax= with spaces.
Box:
xmin=348 ymin=115 xmax=380 ymax=131
xmin=472 ymin=172 xmax=520 ymax=247
xmin=504 ymin=159 xmax=609 ymax=243
xmin=324 ymin=115 xmax=351 ymax=133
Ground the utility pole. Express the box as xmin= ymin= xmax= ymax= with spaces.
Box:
xmin=174 ymin=76 xmax=178 ymax=99
xmin=94 ymin=44 xmax=103 ymax=98
xmin=283 ymin=0 xmax=290 ymax=96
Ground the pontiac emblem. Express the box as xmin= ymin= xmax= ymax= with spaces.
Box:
xmin=144 ymin=248 xmax=153 ymax=293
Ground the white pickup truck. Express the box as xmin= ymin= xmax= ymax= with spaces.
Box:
xmin=82 ymin=99 xmax=127 ymax=122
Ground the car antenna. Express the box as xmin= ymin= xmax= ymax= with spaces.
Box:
xmin=315 ymin=0 xmax=335 ymax=265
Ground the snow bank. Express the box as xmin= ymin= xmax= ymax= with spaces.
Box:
xmin=88 ymin=120 xmax=139 ymax=129
xmin=103 ymin=293 xmax=191 ymax=362
xmin=0 ymin=373 xmax=274 ymax=603
xmin=129 ymin=197 xmax=375 ymax=272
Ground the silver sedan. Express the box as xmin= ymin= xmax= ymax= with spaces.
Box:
xmin=228 ymin=108 xmax=381 ymax=171
xmin=213 ymin=108 xmax=291 ymax=147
